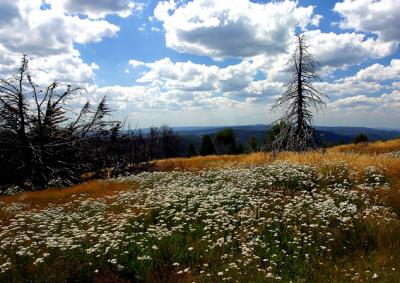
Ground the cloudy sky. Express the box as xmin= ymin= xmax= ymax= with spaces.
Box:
xmin=1 ymin=0 xmax=399 ymax=128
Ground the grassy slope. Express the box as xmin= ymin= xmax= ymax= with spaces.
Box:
xmin=1 ymin=140 xmax=400 ymax=282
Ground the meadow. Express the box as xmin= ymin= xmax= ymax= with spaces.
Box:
xmin=1 ymin=140 xmax=400 ymax=282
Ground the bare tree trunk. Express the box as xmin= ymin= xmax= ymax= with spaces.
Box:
xmin=16 ymin=56 xmax=33 ymax=187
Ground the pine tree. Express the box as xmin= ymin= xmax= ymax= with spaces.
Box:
xmin=248 ymin=136 xmax=259 ymax=152
xmin=187 ymin=143 xmax=197 ymax=157
xmin=200 ymin=135 xmax=216 ymax=156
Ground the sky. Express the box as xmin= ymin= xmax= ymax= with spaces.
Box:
xmin=0 ymin=0 xmax=399 ymax=128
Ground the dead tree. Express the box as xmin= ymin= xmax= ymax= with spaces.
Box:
xmin=0 ymin=55 xmax=32 ymax=185
xmin=270 ymin=35 xmax=327 ymax=152
xmin=0 ymin=55 xmax=119 ymax=189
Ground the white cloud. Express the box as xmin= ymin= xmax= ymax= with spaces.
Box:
xmin=93 ymin=83 xmax=241 ymax=114
xmin=152 ymin=0 xmax=395 ymax=73
xmin=154 ymin=0 xmax=321 ymax=59
xmin=0 ymin=0 xmax=124 ymax=86
xmin=393 ymin=81 xmax=400 ymax=89
xmin=137 ymin=58 xmax=220 ymax=92
xmin=0 ymin=0 xmax=20 ymax=24
xmin=29 ymin=54 xmax=99 ymax=86
xmin=132 ymin=56 xmax=283 ymax=99
xmin=334 ymin=0 xmax=400 ymax=43
xmin=124 ymin=53 xmax=400 ymax=114
xmin=317 ymin=80 xmax=384 ymax=98
xmin=351 ymin=59 xmax=400 ymax=82
xmin=128 ymin=59 xmax=145 ymax=68
xmin=316 ymin=59 xmax=400 ymax=98
xmin=47 ymin=0 xmax=139 ymax=19
xmin=305 ymin=30 xmax=396 ymax=70
xmin=3 ymin=0 xmax=120 ymax=56
xmin=330 ymin=90 xmax=400 ymax=112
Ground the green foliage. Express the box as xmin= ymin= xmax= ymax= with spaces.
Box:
xmin=186 ymin=143 xmax=197 ymax=157
xmin=215 ymin=128 xmax=235 ymax=145
xmin=265 ymin=122 xmax=286 ymax=149
xmin=353 ymin=133 xmax=368 ymax=144
xmin=200 ymin=135 xmax=215 ymax=156
xmin=236 ymin=144 xmax=244 ymax=154
xmin=248 ymin=136 xmax=259 ymax=152
xmin=214 ymin=128 xmax=237 ymax=154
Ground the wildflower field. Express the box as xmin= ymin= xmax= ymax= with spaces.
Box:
xmin=1 ymin=141 xmax=400 ymax=282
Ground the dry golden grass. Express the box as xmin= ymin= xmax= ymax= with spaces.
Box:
xmin=154 ymin=141 xmax=400 ymax=178
xmin=334 ymin=138 xmax=400 ymax=155
xmin=153 ymin=152 xmax=273 ymax=171
xmin=0 ymin=180 xmax=137 ymax=209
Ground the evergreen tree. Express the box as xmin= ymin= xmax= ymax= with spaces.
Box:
xmin=265 ymin=122 xmax=286 ymax=150
xmin=187 ymin=143 xmax=197 ymax=157
xmin=200 ymin=135 xmax=216 ymax=156
xmin=248 ymin=136 xmax=259 ymax=152
xmin=236 ymin=144 xmax=244 ymax=154
xmin=353 ymin=133 xmax=368 ymax=144
xmin=215 ymin=128 xmax=237 ymax=154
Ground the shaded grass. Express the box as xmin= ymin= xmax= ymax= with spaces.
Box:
xmin=314 ymin=249 xmax=400 ymax=283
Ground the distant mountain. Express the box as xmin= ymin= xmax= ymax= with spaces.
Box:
xmin=175 ymin=125 xmax=400 ymax=152
xmin=317 ymin=126 xmax=400 ymax=141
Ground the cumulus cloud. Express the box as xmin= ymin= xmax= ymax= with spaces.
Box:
xmin=334 ymin=0 xmax=400 ymax=43
xmin=330 ymin=90 xmax=400 ymax=112
xmin=132 ymin=56 xmax=282 ymax=99
xmin=0 ymin=0 xmax=20 ymax=24
xmin=29 ymin=55 xmax=99 ymax=86
xmin=154 ymin=0 xmax=321 ymax=59
xmin=123 ymin=52 xmax=400 ymax=114
xmin=93 ymin=83 xmax=241 ymax=114
xmin=351 ymin=59 xmax=400 ymax=82
xmin=128 ymin=59 xmax=145 ymax=68
xmin=47 ymin=0 xmax=141 ymax=19
xmin=153 ymin=0 xmax=395 ymax=72
xmin=0 ymin=0 xmax=124 ymax=85
xmin=317 ymin=80 xmax=384 ymax=98
xmin=314 ymin=59 xmax=400 ymax=98
xmin=305 ymin=30 xmax=396 ymax=70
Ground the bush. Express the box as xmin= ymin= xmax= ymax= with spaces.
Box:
xmin=353 ymin=133 xmax=368 ymax=144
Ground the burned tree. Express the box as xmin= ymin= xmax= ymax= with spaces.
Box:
xmin=270 ymin=35 xmax=327 ymax=152
xmin=0 ymin=55 xmax=34 ymax=186
xmin=0 ymin=55 xmax=120 ymax=189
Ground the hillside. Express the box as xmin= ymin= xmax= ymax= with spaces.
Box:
xmin=1 ymin=140 xmax=400 ymax=282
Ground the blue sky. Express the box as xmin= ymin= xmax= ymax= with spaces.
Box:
xmin=0 ymin=0 xmax=399 ymax=128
